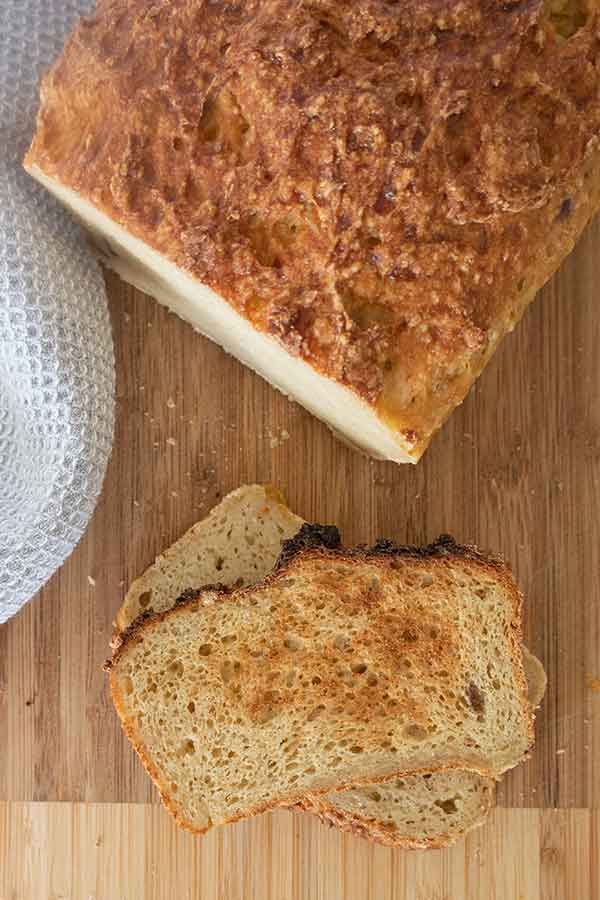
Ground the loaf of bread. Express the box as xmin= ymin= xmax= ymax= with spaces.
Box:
xmin=113 ymin=484 xmax=544 ymax=847
xmin=24 ymin=0 xmax=600 ymax=461
xmin=108 ymin=528 xmax=534 ymax=834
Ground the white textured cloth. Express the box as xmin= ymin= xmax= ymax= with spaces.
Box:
xmin=0 ymin=1 xmax=115 ymax=622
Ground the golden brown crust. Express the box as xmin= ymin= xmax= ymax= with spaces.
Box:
xmin=25 ymin=0 xmax=600 ymax=455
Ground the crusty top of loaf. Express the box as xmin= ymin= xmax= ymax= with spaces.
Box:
xmin=26 ymin=0 xmax=600 ymax=453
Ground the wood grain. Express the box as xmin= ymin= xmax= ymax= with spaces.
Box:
xmin=1 ymin=804 xmax=599 ymax=900
xmin=0 ymin=214 xmax=599 ymax=818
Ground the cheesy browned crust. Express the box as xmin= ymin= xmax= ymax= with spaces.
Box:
xmin=26 ymin=0 xmax=600 ymax=456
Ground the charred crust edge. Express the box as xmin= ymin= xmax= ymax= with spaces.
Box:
xmin=278 ymin=525 xmax=506 ymax=569
xmin=276 ymin=522 xmax=342 ymax=568
xmin=107 ymin=528 xmax=512 ymax=672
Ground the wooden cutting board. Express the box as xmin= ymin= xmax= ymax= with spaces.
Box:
xmin=1 ymin=213 xmax=599 ymax=894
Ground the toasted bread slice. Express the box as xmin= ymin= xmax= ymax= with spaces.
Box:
xmin=113 ymin=487 xmax=545 ymax=846
xmin=108 ymin=527 xmax=534 ymax=834
xmin=115 ymin=485 xmax=303 ymax=632
xmin=302 ymin=640 xmax=545 ymax=847
xmin=117 ymin=487 xmax=501 ymax=845
xmin=298 ymin=770 xmax=494 ymax=849
xmin=115 ymin=486 xmax=502 ymax=846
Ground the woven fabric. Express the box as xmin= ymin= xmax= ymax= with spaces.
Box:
xmin=0 ymin=0 xmax=115 ymax=622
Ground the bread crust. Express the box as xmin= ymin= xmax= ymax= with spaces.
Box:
xmin=25 ymin=0 xmax=600 ymax=457
xmin=108 ymin=531 xmax=522 ymax=664
xmin=107 ymin=532 xmax=533 ymax=834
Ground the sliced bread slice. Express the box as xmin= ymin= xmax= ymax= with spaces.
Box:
xmin=113 ymin=489 xmax=545 ymax=845
xmin=116 ymin=486 xmax=498 ymax=847
xmin=302 ymin=640 xmax=545 ymax=848
xmin=115 ymin=485 xmax=303 ymax=632
xmin=108 ymin=528 xmax=534 ymax=834
xmin=298 ymin=770 xmax=494 ymax=850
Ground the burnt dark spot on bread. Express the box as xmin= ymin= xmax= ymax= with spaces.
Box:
xmin=174 ymin=584 xmax=230 ymax=607
xmin=277 ymin=522 xmax=342 ymax=567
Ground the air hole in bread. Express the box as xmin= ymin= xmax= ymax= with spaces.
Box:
xmin=220 ymin=660 xmax=242 ymax=683
xmin=429 ymin=625 xmax=440 ymax=639
xmin=351 ymin=662 xmax=368 ymax=674
xmin=340 ymin=290 xmax=396 ymax=331
xmin=308 ymin=704 xmax=325 ymax=721
xmin=221 ymin=634 xmax=237 ymax=645
xmin=278 ymin=578 xmax=297 ymax=588
xmin=180 ymin=739 xmax=196 ymax=756
xmin=284 ymin=634 xmax=302 ymax=651
xmin=187 ymin=701 xmax=195 ymax=714
xmin=421 ymin=574 xmax=434 ymax=587
xmin=168 ymin=660 xmax=184 ymax=676
xmin=435 ymin=797 xmax=458 ymax=815
xmin=138 ymin=591 xmax=152 ymax=608
xmin=401 ymin=628 xmax=418 ymax=643
xmin=198 ymin=644 xmax=212 ymax=657
xmin=256 ymin=706 xmax=278 ymax=725
xmin=444 ymin=111 xmax=472 ymax=168
xmin=467 ymin=682 xmax=486 ymax=715
xmin=284 ymin=739 xmax=300 ymax=756
xmin=404 ymin=723 xmax=429 ymax=741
